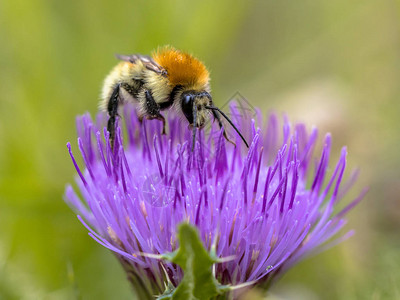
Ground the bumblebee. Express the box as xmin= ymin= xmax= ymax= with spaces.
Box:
xmin=100 ymin=46 xmax=248 ymax=149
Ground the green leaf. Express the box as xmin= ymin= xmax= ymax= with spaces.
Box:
xmin=158 ymin=223 xmax=229 ymax=300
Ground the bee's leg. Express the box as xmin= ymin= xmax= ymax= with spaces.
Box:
xmin=211 ymin=109 xmax=236 ymax=146
xmin=107 ymin=83 xmax=121 ymax=149
xmin=143 ymin=89 xmax=166 ymax=134
xmin=138 ymin=114 xmax=166 ymax=135
xmin=155 ymin=115 xmax=167 ymax=135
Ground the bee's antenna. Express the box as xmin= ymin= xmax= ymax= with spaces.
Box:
xmin=192 ymin=102 xmax=198 ymax=151
xmin=205 ymin=106 xmax=249 ymax=148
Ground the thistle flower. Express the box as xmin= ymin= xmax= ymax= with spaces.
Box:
xmin=65 ymin=104 xmax=365 ymax=299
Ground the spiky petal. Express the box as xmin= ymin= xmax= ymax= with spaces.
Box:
xmin=65 ymin=104 xmax=365 ymax=297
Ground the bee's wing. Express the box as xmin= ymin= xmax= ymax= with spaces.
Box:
xmin=115 ymin=54 xmax=167 ymax=76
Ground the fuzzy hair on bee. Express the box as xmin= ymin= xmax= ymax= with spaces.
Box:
xmin=100 ymin=46 xmax=249 ymax=150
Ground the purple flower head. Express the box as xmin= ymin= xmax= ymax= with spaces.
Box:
xmin=65 ymin=103 xmax=366 ymax=298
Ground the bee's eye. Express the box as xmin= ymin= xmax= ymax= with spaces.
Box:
xmin=181 ymin=95 xmax=194 ymax=124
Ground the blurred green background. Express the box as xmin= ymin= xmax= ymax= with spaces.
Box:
xmin=0 ymin=0 xmax=399 ymax=299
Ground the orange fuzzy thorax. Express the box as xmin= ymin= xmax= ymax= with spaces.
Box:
xmin=153 ymin=46 xmax=209 ymax=88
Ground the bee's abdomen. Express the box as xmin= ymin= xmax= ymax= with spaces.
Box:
xmin=121 ymin=80 xmax=143 ymax=99
xmin=100 ymin=62 xmax=145 ymax=111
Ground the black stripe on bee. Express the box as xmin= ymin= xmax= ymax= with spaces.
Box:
xmin=158 ymin=85 xmax=183 ymax=110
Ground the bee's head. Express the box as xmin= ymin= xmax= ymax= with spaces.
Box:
xmin=180 ymin=90 xmax=212 ymax=128
xmin=180 ymin=89 xmax=249 ymax=151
